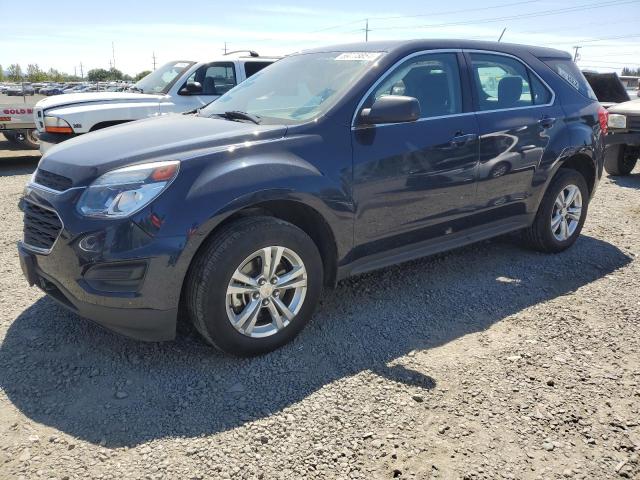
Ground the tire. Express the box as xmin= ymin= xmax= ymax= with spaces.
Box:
xmin=604 ymin=144 xmax=638 ymax=176
xmin=14 ymin=130 xmax=39 ymax=150
xmin=522 ymin=169 xmax=589 ymax=253
xmin=2 ymin=131 xmax=20 ymax=144
xmin=185 ymin=216 xmax=323 ymax=356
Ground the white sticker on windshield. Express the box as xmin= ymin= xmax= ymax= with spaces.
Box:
xmin=174 ymin=62 xmax=190 ymax=68
xmin=335 ymin=52 xmax=381 ymax=62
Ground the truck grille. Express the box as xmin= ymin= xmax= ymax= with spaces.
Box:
xmin=34 ymin=169 xmax=73 ymax=191
xmin=627 ymin=115 xmax=640 ymax=132
xmin=23 ymin=202 xmax=63 ymax=251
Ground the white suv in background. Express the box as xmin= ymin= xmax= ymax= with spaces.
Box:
xmin=34 ymin=51 xmax=278 ymax=154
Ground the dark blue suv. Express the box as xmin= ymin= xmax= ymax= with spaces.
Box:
xmin=19 ymin=40 xmax=607 ymax=356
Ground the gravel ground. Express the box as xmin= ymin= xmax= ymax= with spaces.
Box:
xmin=0 ymin=138 xmax=639 ymax=479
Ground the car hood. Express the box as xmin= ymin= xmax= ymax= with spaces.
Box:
xmin=608 ymin=98 xmax=640 ymax=115
xmin=38 ymin=114 xmax=288 ymax=186
xmin=36 ymin=92 xmax=163 ymax=110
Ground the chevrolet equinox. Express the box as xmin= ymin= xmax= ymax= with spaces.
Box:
xmin=19 ymin=40 xmax=607 ymax=356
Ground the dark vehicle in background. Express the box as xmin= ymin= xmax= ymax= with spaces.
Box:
xmin=19 ymin=40 xmax=607 ymax=356
xmin=40 ymin=84 xmax=68 ymax=96
xmin=583 ymin=71 xmax=640 ymax=176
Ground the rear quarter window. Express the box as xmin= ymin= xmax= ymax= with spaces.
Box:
xmin=542 ymin=58 xmax=598 ymax=101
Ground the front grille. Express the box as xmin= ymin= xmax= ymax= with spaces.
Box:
xmin=33 ymin=169 xmax=73 ymax=191
xmin=627 ymin=115 xmax=640 ymax=132
xmin=23 ymin=202 xmax=63 ymax=251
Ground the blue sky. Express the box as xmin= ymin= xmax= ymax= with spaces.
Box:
xmin=1 ymin=0 xmax=639 ymax=76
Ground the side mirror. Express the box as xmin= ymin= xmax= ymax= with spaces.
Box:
xmin=180 ymin=81 xmax=203 ymax=95
xmin=359 ymin=95 xmax=420 ymax=125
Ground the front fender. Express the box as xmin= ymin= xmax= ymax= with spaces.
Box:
xmin=152 ymin=149 xmax=353 ymax=292
xmin=45 ymin=102 xmax=162 ymax=133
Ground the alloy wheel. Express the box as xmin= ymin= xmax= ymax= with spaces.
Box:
xmin=225 ymin=246 xmax=307 ymax=338
xmin=550 ymin=184 xmax=582 ymax=241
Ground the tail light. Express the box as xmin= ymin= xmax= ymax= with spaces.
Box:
xmin=598 ymin=106 xmax=609 ymax=135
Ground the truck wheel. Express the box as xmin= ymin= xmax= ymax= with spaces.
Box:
xmin=14 ymin=130 xmax=40 ymax=150
xmin=2 ymin=131 xmax=20 ymax=144
xmin=185 ymin=216 xmax=323 ymax=356
xmin=522 ymin=169 xmax=589 ymax=253
xmin=604 ymin=144 xmax=638 ymax=176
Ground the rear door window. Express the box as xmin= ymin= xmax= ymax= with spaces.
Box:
xmin=244 ymin=62 xmax=273 ymax=78
xmin=469 ymin=53 xmax=552 ymax=111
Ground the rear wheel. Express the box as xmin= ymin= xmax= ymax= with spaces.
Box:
xmin=605 ymin=144 xmax=638 ymax=176
xmin=522 ymin=169 xmax=589 ymax=253
xmin=15 ymin=130 xmax=40 ymax=150
xmin=185 ymin=216 xmax=323 ymax=356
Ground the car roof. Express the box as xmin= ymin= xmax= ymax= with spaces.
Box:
xmin=300 ymin=39 xmax=571 ymax=60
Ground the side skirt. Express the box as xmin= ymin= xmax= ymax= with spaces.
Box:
xmin=337 ymin=217 xmax=530 ymax=280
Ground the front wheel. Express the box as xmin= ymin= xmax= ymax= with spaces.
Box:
xmin=605 ymin=144 xmax=638 ymax=176
xmin=522 ymin=169 xmax=589 ymax=253
xmin=185 ymin=216 xmax=323 ymax=356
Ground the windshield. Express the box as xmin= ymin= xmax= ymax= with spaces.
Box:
xmin=133 ymin=61 xmax=195 ymax=94
xmin=199 ymin=51 xmax=383 ymax=124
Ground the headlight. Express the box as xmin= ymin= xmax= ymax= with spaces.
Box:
xmin=76 ymin=161 xmax=180 ymax=218
xmin=44 ymin=116 xmax=73 ymax=133
xmin=608 ymin=114 xmax=627 ymax=130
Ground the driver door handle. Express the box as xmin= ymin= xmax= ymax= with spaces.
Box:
xmin=539 ymin=116 xmax=557 ymax=128
xmin=450 ymin=133 xmax=478 ymax=147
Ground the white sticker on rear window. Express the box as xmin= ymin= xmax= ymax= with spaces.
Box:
xmin=174 ymin=62 xmax=190 ymax=68
xmin=557 ymin=66 xmax=580 ymax=90
xmin=335 ymin=52 xmax=381 ymax=62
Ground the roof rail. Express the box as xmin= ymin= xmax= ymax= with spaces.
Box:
xmin=224 ymin=50 xmax=259 ymax=57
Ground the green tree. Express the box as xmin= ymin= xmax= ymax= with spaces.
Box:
xmin=7 ymin=64 xmax=23 ymax=82
xmin=26 ymin=64 xmax=47 ymax=82
xmin=0 ymin=65 xmax=4 ymax=82
xmin=135 ymin=70 xmax=151 ymax=81
xmin=47 ymin=68 xmax=65 ymax=82
xmin=87 ymin=68 xmax=110 ymax=82
xmin=87 ymin=67 xmax=124 ymax=81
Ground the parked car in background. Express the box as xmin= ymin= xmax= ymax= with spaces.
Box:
xmin=5 ymin=84 xmax=35 ymax=96
xmin=34 ymin=51 xmax=278 ymax=153
xmin=605 ymin=101 xmax=640 ymax=175
xmin=582 ymin=71 xmax=640 ymax=176
xmin=20 ymin=40 xmax=607 ymax=356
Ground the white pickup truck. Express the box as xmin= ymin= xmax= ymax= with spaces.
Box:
xmin=0 ymin=103 xmax=39 ymax=149
xmin=35 ymin=51 xmax=278 ymax=154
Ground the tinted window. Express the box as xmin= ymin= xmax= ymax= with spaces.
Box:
xmin=244 ymin=62 xmax=273 ymax=78
xmin=369 ymin=53 xmax=462 ymax=118
xmin=542 ymin=58 xmax=598 ymax=100
xmin=470 ymin=53 xmax=552 ymax=110
xmin=183 ymin=62 xmax=236 ymax=96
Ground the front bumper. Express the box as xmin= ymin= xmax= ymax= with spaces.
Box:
xmin=38 ymin=131 xmax=78 ymax=155
xmin=605 ymin=131 xmax=640 ymax=146
xmin=17 ymin=184 xmax=188 ymax=342
xmin=19 ymin=243 xmax=177 ymax=341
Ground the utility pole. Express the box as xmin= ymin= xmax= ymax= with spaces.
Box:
xmin=224 ymin=42 xmax=228 ymax=54
xmin=573 ymin=46 xmax=581 ymax=62
xmin=79 ymin=62 xmax=83 ymax=79
xmin=152 ymin=52 xmax=157 ymax=70
xmin=74 ymin=66 xmax=77 ymax=78
xmin=498 ymin=27 xmax=507 ymax=42
xmin=365 ymin=19 xmax=370 ymax=42
xmin=112 ymin=41 xmax=116 ymax=70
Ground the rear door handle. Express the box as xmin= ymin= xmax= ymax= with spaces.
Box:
xmin=539 ymin=117 xmax=557 ymax=128
xmin=450 ymin=133 xmax=478 ymax=147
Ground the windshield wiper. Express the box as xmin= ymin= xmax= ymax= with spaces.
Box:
xmin=216 ymin=111 xmax=261 ymax=125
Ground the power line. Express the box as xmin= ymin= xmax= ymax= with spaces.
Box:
xmin=372 ymin=0 xmax=638 ymax=32
xmin=309 ymin=0 xmax=541 ymax=33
